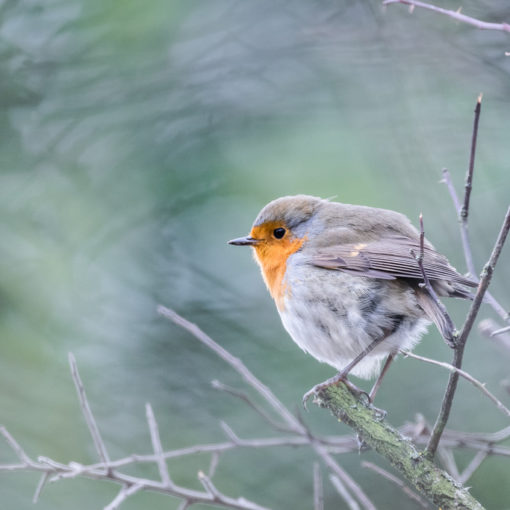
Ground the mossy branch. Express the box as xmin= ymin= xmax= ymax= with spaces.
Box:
xmin=316 ymin=384 xmax=485 ymax=510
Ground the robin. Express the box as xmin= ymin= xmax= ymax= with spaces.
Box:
xmin=228 ymin=195 xmax=476 ymax=406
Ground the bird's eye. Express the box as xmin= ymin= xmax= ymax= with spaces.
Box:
xmin=273 ymin=227 xmax=286 ymax=239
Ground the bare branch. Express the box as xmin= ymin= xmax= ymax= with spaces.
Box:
xmin=208 ymin=452 xmax=220 ymax=478
xmin=157 ymin=305 xmax=304 ymax=434
xmin=491 ymin=325 xmax=510 ymax=337
xmin=400 ymin=350 xmax=510 ymax=418
xmin=461 ymin=94 xmax=482 ymax=228
xmin=313 ymin=442 xmax=376 ymax=510
xmin=211 ymin=379 xmax=291 ymax=432
xmin=104 ymin=483 xmax=143 ymax=510
xmin=313 ymin=462 xmax=324 ymax=510
xmin=459 ymin=451 xmax=488 ymax=485
xmin=426 ymin=206 xmax=510 ymax=458
xmin=437 ymin=447 xmax=460 ymax=480
xmin=33 ymin=472 xmax=50 ymax=503
xmin=442 ymin=167 xmax=509 ymax=321
xmin=145 ymin=403 xmax=171 ymax=486
xmin=177 ymin=500 xmax=192 ymax=510
xmin=158 ymin=305 xmax=378 ymax=509
xmin=197 ymin=471 xmax=269 ymax=510
xmin=479 ymin=319 xmax=510 ymax=352
xmin=68 ymin=353 xmax=110 ymax=466
xmin=0 ymin=426 xmax=34 ymax=466
xmin=361 ymin=461 xmax=429 ymax=509
xmin=220 ymin=421 xmax=241 ymax=444
xmin=441 ymin=168 xmax=461 ymax=214
xmin=329 ymin=474 xmax=361 ymax=510
xmin=409 ymin=426 xmax=510 ymax=457
xmin=383 ymin=0 xmax=510 ymax=33
xmin=455 ymin=201 xmax=510 ymax=344
xmin=198 ymin=470 xmax=222 ymax=499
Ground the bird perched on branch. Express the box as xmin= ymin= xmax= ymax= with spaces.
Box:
xmin=229 ymin=195 xmax=476 ymax=406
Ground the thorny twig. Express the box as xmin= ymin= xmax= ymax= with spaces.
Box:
xmin=383 ymin=0 xmax=510 ymax=33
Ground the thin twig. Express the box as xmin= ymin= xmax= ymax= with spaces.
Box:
xmin=459 ymin=451 xmax=488 ymax=484
xmin=491 ymin=325 xmax=510 ymax=337
xmin=411 ymin=213 xmax=456 ymax=347
xmin=383 ymin=0 xmax=510 ymax=33
xmin=361 ymin=461 xmax=429 ymax=509
xmin=457 ymin=206 xmax=510 ymax=349
xmin=329 ymin=475 xmax=361 ymax=510
xmin=437 ymin=448 xmax=460 ymax=480
xmin=220 ymin=422 xmax=241 ymax=444
xmin=442 ymin=168 xmax=509 ymax=321
xmin=426 ymin=206 xmax=510 ymax=459
xmin=157 ymin=306 xmax=303 ymax=434
xmin=0 ymin=426 xmax=34 ymax=466
xmin=68 ymin=353 xmax=110 ymax=466
xmin=208 ymin=452 xmax=220 ymax=478
xmin=158 ymin=305 xmax=377 ymax=509
xmin=104 ymin=483 xmax=144 ymax=510
xmin=177 ymin=500 xmax=192 ymax=510
xmin=145 ymin=403 xmax=171 ymax=486
xmin=479 ymin=319 xmax=510 ymax=352
xmin=32 ymin=472 xmax=50 ymax=503
xmin=313 ymin=442 xmax=376 ymax=510
xmin=400 ymin=350 xmax=510 ymax=418
xmin=313 ymin=462 xmax=324 ymax=510
xmin=461 ymin=94 xmax=482 ymax=230
xmin=211 ymin=380 xmax=291 ymax=432
xmin=198 ymin=471 xmax=221 ymax=499
xmin=40 ymin=434 xmax=344 ymax=476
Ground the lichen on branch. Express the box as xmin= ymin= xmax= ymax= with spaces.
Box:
xmin=316 ymin=384 xmax=485 ymax=510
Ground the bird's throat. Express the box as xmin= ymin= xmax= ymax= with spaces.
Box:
xmin=251 ymin=235 xmax=305 ymax=310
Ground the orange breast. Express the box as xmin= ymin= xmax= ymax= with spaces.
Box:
xmin=250 ymin=224 xmax=305 ymax=310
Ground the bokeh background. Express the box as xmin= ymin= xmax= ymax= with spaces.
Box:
xmin=0 ymin=1 xmax=509 ymax=508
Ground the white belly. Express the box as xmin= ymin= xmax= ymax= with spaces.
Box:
xmin=278 ymin=267 xmax=429 ymax=379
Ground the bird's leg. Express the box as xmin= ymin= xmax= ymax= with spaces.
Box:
xmin=369 ymin=353 xmax=395 ymax=401
xmin=302 ymin=335 xmax=388 ymax=409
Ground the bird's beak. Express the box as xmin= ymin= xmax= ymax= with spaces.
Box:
xmin=228 ymin=236 xmax=260 ymax=246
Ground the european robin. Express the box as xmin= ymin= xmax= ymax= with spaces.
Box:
xmin=228 ymin=195 xmax=476 ymax=405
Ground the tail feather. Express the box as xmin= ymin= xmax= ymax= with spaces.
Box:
xmin=416 ymin=289 xmax=456 ymax=347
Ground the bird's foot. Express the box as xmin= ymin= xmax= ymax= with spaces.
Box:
xmin=302 ymin=372 xmax=370 ymax=410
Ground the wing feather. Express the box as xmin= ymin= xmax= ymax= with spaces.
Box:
xmin=310 ymin=236 xmax=476 ymax=289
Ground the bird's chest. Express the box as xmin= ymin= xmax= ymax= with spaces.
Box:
xmin=277 ymin=266 xmax=373 ymax=358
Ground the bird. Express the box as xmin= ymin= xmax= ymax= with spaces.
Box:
xmin=228 ymin=195 xmax=476 ymax=406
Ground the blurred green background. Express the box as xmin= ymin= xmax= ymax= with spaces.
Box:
xmin=0 ymin=1 xmax=509 ymax=508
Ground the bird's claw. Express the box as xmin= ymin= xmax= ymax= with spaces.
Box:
xmin=302 ymin=383 xmax=326 ymax=411
xmin=302 ymin=375 xmax=373 ymax=410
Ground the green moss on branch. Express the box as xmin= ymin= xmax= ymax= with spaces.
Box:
xmin=316 ymin=384 xmax=485 ymax=510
